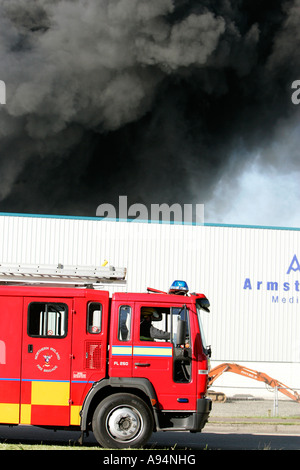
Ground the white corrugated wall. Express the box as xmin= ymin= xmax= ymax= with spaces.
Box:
xmin=0 ymin=213 xmax=299 ymax=399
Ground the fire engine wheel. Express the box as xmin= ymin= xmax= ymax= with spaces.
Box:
xmin=92 ymin=393 xmax=154 ymax=448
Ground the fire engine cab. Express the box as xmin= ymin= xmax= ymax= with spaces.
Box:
xmin=0 ymin=263 xmax=212 ymax=448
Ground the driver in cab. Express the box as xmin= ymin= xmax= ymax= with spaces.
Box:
xmin=140 ymin=308 xmax=170 ymax=341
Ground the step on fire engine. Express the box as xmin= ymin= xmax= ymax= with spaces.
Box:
xmin=0 ymin=263 xmax=212 ymax=448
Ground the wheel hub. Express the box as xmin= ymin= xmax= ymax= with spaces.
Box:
xmin=106 ymin=406 xmax=142 ymax=442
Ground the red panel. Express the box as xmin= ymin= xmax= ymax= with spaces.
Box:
xmin=31 ymin=405 xmax=70 ymax=426
xmin=20 ymin=381 xmax=32 ymax=404
xmin=70 ymin=382 xmax=91 ymax=405
xmin=0 ymin=380 xmax=20 ymax=403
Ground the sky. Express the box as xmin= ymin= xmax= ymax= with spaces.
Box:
xmin=0 ymin=0 xmax=299 ymax=228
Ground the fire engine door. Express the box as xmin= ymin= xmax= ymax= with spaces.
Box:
xmin=133 ymin=303 xmax=197 ymax=411
xmin=20 ymin=297 xmax=73 ymax=426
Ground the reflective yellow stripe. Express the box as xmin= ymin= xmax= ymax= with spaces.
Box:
xmin=20 ymin=404 xmax=31 ymax=424
xmin=112 ymin=345 xmax=173 ymax=357
xmin=111 ymin=345 xmax=132 ymax=356
xmin=0 ymin=403 xmax=19 ymax=423
xmin=31 ymin=381 xmax=70 ymax=406
xmin=133 ymin=346 xmax=173 ymax=357
xmin=70 ymin=405 xmax=81 ymax=426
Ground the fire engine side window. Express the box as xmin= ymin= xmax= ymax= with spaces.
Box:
xmin=118 ymin=305 xmax=131 ymax=341
xmin=87 ymin=302 xmax=102 ymax=334
xmin=28 ymin=302 xmax=68 ymax=337
xmin=140 ymin=307 xmax=171 ymax=342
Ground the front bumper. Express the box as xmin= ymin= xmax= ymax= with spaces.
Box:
xmin=155 ymin=398 xmax=212 ymax=432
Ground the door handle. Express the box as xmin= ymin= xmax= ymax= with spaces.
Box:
xmin=28 ymin=344 xmax=33 ymax=353
xmin=134 ymin=362 xmax=150 ymax=367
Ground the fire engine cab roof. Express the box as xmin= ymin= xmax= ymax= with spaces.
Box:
xmin=112 ymin=291 xmax=207 ymax=303
xmin=0 ymin=285 xmax=207 ymax=304
xmin=0 ymin=285 xmax=209 ymax=305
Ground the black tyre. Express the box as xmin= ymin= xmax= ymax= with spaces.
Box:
xmin=92 ymin=393 xmax=154 ymax=448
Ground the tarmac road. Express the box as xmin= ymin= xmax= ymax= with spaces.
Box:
xmin=0 ymin=399 xmax=299 ymax=450
xmin=0 ymin=424 xmax=299 ymax=451
xmin=148 ymin=430 xmax=300 ymax=450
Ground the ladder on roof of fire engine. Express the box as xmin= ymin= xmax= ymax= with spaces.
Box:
xmin=0 ymin=262 xmax=127 ymax=288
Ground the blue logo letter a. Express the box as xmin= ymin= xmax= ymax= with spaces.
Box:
xmin=287 ymin=255 xmax=300 ymax=274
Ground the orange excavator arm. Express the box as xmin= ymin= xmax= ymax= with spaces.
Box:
xmin=208 ymin=363 xmax=300 ymax=403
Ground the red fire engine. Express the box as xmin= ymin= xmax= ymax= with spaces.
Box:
xmin=0 ymin=263 xmax=212 ymax=448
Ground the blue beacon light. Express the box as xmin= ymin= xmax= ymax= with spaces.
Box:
xmin=169 ymin=280 xmax=189 ymax=294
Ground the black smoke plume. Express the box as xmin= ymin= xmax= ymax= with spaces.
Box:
xmin=0 ymin=0 xmax=299 ymax=225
